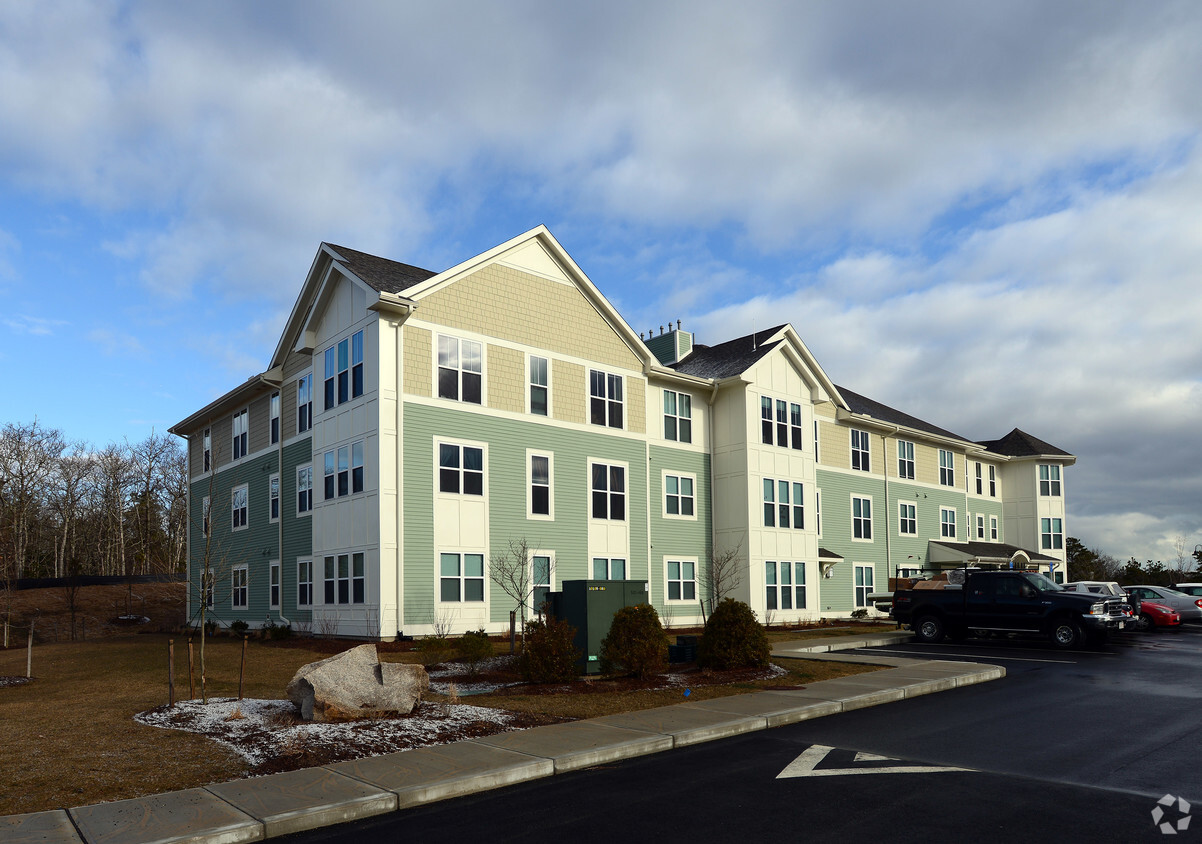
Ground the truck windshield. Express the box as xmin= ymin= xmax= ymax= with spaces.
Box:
xmin=1026 ymin=573 xmax=1062 ymax=592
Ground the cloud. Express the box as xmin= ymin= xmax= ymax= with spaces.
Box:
xmin=88 ymin=328 xmax=146 ymax=357
xmin=4 ymin=314 xmax=67 ymax=336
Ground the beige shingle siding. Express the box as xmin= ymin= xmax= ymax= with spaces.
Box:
xmin=915 ymin=442 xmax=940 ymax=486
xmin=211 ymin=415 xmax=232 ymax=469
xmin=404 ymin=326 xmax=432 ymax=397
xmin=487 ymin=344 xmax=525 ymax=414
xmin=281 ymin=378 xmax=297 ymax=441
xmin=627 ymin=375 xmax=646 ymax=434
xmin=818 ymin=418 xmax=848 ymax=469
xmin=417 ymin=264 xmax=640 ymax=370
xmin=553 ymin=359 xmax=585 ymax=423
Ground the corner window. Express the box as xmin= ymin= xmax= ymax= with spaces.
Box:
xmin=352 ymin=442 xmax=364 ymax=493
xmin=1041 ymin=517 xmax=1063 ymax=550
xmin=325 ymin=331 xmax=365 ymax=409
xmin=813 ymin=420 xmax=820 ymax=460
xmin=899 ymin=502 xmax=916 ymax=535
xmin=297 ymin=373 xmax=313 ymax=433
xmin=529 ymin=355 xmax=549 ymax=416
xmin=665 ymin=473 xmax=695 ymax=518
xmin=323 ymin=441 xmax=366 ymax=499
xmin=939 ymin=449 xmax=955 ymax=487
xmin=666 ymin=560 xmax=697 ymax=601
xmin=269 ymin=561 xmax=280 ymax=609
xmin=852 ymin=496 xmax=872 ymax=540
xmin=766 ymin=561 xmax=778 ymax=611
xmin=1039 ymin=465 xmax=1061 ymax=496
xmin=439 ymin=443 xmax=484 ymax=495
xmin=438 ymin=335 xmax=482 ymax=404
xmin=763 ymin=478 xmax=775 ymax=528
xmin=440 ymin=552 xmax=484 ymax=602
xmin=232 ymin=565 xmax=248 ymax=609
xmin=815 ymin=489 xmax=822 ymax=536
xmin=202 ymin=428 xmax=211 ymax=472
xmin=269 ymin=473 xmax=280 ymax=522
xmin=940 ymin=507 xmax=957 ymax=539
xmin=232 ymin=409 xmax=248 ymax=460
xmin=591 ymin=462 xmax=626 ymax=520
xmin=793 ymin=563 xmax=807 ymax=609
xmin=854 ymin=564 xmax=874 ymax=608
xmin=529 ymin=453 xmax=552 ymax=518
xmin=761 ymin=397 xmax=773 ymax=445
xmin=897 ymin=440 xmax=915 ymax=480
xmin=297 ymin=465 xmax=313 ymax=514
xmin=298 ymin=560 xmax=313 ymax=607
xmin=664 ymin=390 xmax=692 ymax=443
xmin=231 ymin=484 xmax=248 ymax=531
xmin=851 ymin=429 xmax=870 ymax=472
xmin=323 ymin=554 xmax=365 ymax=605
xmin=592 ymin=557 xmax=627 ymax=580
xmin=270 ymin=392 xmax=280 ymax=445
xmin=589 ymin=370 xmax=623 ymax=428
xmin=790 ymin=403 xmax=803 ymax=450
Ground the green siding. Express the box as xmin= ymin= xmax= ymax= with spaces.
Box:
xmin=648 ymin=445 xmax=711 ymax=621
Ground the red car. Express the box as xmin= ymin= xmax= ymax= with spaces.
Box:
xmin=1132 ymin=601 xmax=1181 ymax=631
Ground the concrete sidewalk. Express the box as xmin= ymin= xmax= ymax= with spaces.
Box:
xmin=4 ymin=631 xmax=1002 ymax=844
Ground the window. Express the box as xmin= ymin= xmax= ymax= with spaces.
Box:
xmin=1040 ymin=465 xmax=1061 ymax=496
xmin=592 ymin=558 xmax=626 ymax=580
xmin=270 ymin=392 xmax=280 ymax=445
xmin=201 ymin=495 xmax=211 ymax=537
xmin=352 ymin=442 xmax=364 ymax=493
xmin=438 ymin=335 xmax=482 ymax=404
xmin=232 ymin=565 xmax=248 ymax=609
xmin=899 ymin=502 xmax=916 ymax=535
xmin=298 ymin=560 xmax=312 ymax=607
xmin=766 ymin=561 xmax=778 ymax=611
xmin=1041 ymin=517 xmax=1063 ymax=550
xmin=269 ymin=474 xmax=280 ymax=522
xmin=976 ymin=514 xmax=985 ymax=539
xmin=975 ymin=462 xmax=983 ymax=495
xmin=352 ymin=553 xmax=365 ymax=603
xmin=591 ymin=463 xmax=626 ymax=520
xmin=532 ymin=554 xmax=553 ymax=614
xmin=322 ymin=554 xmax=365 ymax=605
xmin=202 ymin=428 xmax=211 ymax=472
xmin=589 ymin=370 xmax=623 ymax=428
xmin=776 ymin=400 xmax=788 ymax=447
xmin=324 ymin=331 xmax=365 ymax=410
xmin=763 ymin=479 xmax=775 ymax=528
xmin=663 ymin=390 xmax=692 ymax=443
xmin=851 ymin=429 xmax=870 ymax=471
xmin=761 ymin=397 xmax=773 ymax=445
xmin=439 ymin=443 xmax=484 ymax=495
xmin=852 ymin=496 xmax=872 ymax=540
xmin=297 ymin=373 xmax=313 ymax=433
xmin=352 ymin=331 xmax=364 ymax=399
xmin=297 ymin=465 xmax=312 ymax=514
xmin=769 ymin=561 xmax=807 ymax=610
xmin=202 ymin=570 xmax=214 ymax=608
xmin=940 ymin=507 xmax=956 ymax=538
xmin=792 ymin=482 xmax=804 ymax=529
xmin=778 ymin=480 xmax=790 ymax=528
xmin=990 ymin=515 xmax=999 ymax=540
xmin=780 ymin=561 xmax=793 ymax=610
xmin=232 ymin=409 xmax=248 ymax=460
xmin=793 ymin=562 xmax=807 ymax=609
xmin=989 ymin=465 xmax=997 ymax=497
xmin=324 ymin=450 xmax=335 ymax=499
xmin=897 ymin=440 xmax=915 ymax=480
xmin=854 ymin=564 xmax=874 ymax=608
xmin=529 ymin=356 xmax=549 ymax=416
xmin=813 ymin=420 xmax=820 ymax=460
xmin=665 ymin=474 xmax=695 ymax=517
xmin=530 ymin=454 xmax=552 ymax=517
xmin=939 ymin=449 xmax=955 ymax=486
xmin=666 ymin=560 xmax=697 ymax=601
xmin=231 ymin=484 xmax=248 ymax=531
xmin=440 ymin=553 xmax=484 ymax=601
xmin=269 ymin=561 xmax=280 ymax=609
xmin=815 ymin=489 xmax=822 ymax=536
xmin=790 ymin=404 xmax=803 ymax=450
xmin=338 ymin=446 xmax=349 ymax=496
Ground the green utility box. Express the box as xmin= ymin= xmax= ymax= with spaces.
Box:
xmin=548 ymin=579 xmax=649 ymax=675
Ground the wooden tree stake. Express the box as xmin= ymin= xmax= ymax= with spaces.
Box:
xmin=26 ymin=621 xmax=34 ymax=678
xmin=188 ymin=639 xmax=195 ymax=699
xmin=238 ymin=635 xmax=248 ymax=700
xmin=168 ymin=639 xmax=175 ymax=707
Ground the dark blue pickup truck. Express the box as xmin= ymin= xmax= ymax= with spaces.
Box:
xmin=891 ymin=570 xmax=1129 ymax=648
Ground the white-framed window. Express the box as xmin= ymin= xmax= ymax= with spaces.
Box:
xmin=201 ymin=495 xmax=211 ymax=538
xmin=232 ymin=565 xmax=248 ymax=609
xmin=202 ymin=428 xmax=211 ymax=472
xmin=816 ymin=488 xmax=822 ymax=537
xmin=439 ymin=443 xmax=484 ymax=495
xmin=793 ymin=562 xmax=807 ymax=609
xmin=763 ymin=478 xmax=775 ymax=527
xmin=231 ymin=484 xmax=248 ymax=531
xmin=352 ymin=441 xmax=364 ymax=493
xmin=590 ymin=461 xmax=626 ymax=520
xmin=852 ymin=495 xmax=872 ymax=540
xmin=440 ymin=552 xmax=485 ymax=602
xmin=770 ymin=561 xmax=805 ymax=610
xmin=854 ymin=564 xmax=874 ymax=608
xmin=976 ymin=514 xmax=985 ymax=539
xmin=791 ymin=482 xmax=804 ymax=529
xmin=989 ymin=465 xmax=997 ymax=497
xmin=529 ymin=355 xmax=549 ymax=416
xmin=940 ymin=507 xmax=957 ymax=538
xmin=269 ymin=560 xmax=280 ymax=609
xmin=592 ymin=557 xmax=627 ymax=580
xmin=297 ymin=373 xmax=313 ymax=433
xmin=664 ymin=473 xmax=696 ymax=518
xmin=663 ymin=390 xmax=692 ymax=443
xmin=270 ymin=392 xmax=280 ymax=445
xmin=269 ymin=473 xmax=280 ymax=522
xmin=202 ymin=569 xmax=214 ymax=608
xmin=813 ymin=420 xmax=820 ymax=460
xmin=325 ymin=330 xmax=365 ymax=410
xmin=297 ymin=464 xmax=313 ymax=514
xmin=324 ymin=553 xmax=367 ymax=605
xmin=437 ymin=335 xmax=482 ymax=404
xmin=851 ymin=429 xmax=870 ymax=472
xmin=531 ymin=553 xmax=554 ymax=615
xmin=790 ymin=403 xmax=804 ymax=450
xmin=898 ymin=440 xmax=915 ymax=480
xmin=766 ymin=561 xmax=778 ymax=610
xmin=939 ymin=449 xmax=955 ymax=487
xmin=324 ymin=450 xmax=335 ymax=499
xmin=666 ymin=560 xmax=697 ymax=601
xmin=990 ymin=515 xmax=999 ymax=540
xmin=321 ymin=444 xmax=361 ymax=497
xmin=775 ymin=400 xmax=789 ymax=447
xmin=297 ymin=559 xmax=313 ymax=607
xmin=589 ymin=370 xmax=623 ymax=428
xmin=1041 ymin=517 xmax=1063 ymax=550
xmin=1039 ymin=464 xmax=1061 ymax=496
xmin=232 ymin=409 xmax=248 ymax=461
xmin=761 ymin=396 xmax=773 ymax=445
xmin=974 ymin=462 xmax=983 ymax=495
xmin=528 ymin=452 xmax=553 ymax=518
xmin=899 ymin=502 xmax=917 ymax=535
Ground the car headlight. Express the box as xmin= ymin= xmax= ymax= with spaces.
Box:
xmin=1090 ymin=602 xmax=1106 ymax=615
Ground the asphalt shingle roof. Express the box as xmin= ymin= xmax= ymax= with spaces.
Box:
xmin=325 ymin=243 xmax=438 ymax=294
xmin=669 ymin=325 xmax=788 ymax=379
xmin=930 ymin=540 xmax=1059 ymax=563
xmin=977 ymin=428 xmax=1073 ymax=458
xmin=835 ymin=385 xmax=971 ymax=443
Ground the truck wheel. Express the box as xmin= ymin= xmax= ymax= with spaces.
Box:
xmin=1051 ymin=620 xmax=1082 ymax=649
xmin=1132 ymin=614 xmax=1152 ymax=633
xmin=914 ymin=615 xmax=945 ymax=643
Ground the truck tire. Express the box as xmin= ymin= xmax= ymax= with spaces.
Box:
xmin=914 ymin=614 xmax=945 ymax=643
xmin=1050 ymin=620 xmax=1082 ymax=649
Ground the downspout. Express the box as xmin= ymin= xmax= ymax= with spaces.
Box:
xmin=881 ymin=425 xmax=899 ymax=603
xmin=276 ymin=415 xmax=288 ymax=628
xmin=705 ymin=380 xmax=720 ymax=620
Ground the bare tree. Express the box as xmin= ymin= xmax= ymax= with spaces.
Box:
xmin=489 ymin=538 xmax=538 ymax=644
xmin=93 ymin=443 xmax=132 ymax=578
xmin=0 ymin=420 xmax=66 ymax=581
xmin=50 ymin=444 xmax=93 ymax=578
xmin=698 ymin=537 xmax=746 ymax=615
xmin=1171 ymin=534 xmax=1191 ymax=582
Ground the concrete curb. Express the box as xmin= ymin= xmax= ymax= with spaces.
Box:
xmin=3 ymin=633 xmax=1003 ymax=844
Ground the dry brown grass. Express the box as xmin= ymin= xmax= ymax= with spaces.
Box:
xmin=0 ymin=582 xmax=186 ymax=644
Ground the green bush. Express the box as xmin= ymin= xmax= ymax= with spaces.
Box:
xmin=229 ymin=619 xmax=249 ymax=636
xmin=456 ymin=628 xmax=495 ymax=676
xmin=600 ymin=604 xmax=669 ymax=678
xmin=850 ymin=608 xmax=869 ymax=620
xmin=265 ymin=621 xmax=292 ymax=640
xmin=415 ymin=634 xmax=453 ymax=667
xmin=519 ymin=616 xmax=580 ymax=683
xmin=697 ymin=598 xmax=771 ymax=670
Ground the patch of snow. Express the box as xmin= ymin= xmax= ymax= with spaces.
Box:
xmin=117 ymin=615 xmax=150 ymax=623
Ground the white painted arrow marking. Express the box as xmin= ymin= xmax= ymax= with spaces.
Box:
xmin=777 ymin=745 xmax=974 ymax=778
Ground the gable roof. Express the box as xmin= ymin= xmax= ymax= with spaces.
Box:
xmin=670 ymin=325 xmax=788 ymax=379
xmin=836 ymin=385 xmax=971 ymax=444
xmin=978 ymin=428 xmax=1073 ymax=458
xmin=324 ymin=243 xmax=437 ymax=293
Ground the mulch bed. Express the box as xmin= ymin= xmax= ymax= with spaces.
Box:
xmin=0 ymin=676 xmax=33 ymax=688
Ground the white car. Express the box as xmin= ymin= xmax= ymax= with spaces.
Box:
xmin=1063 ymin=582 xmax=1135 ymax=617
xmin=1124 ymin=585 xmax=1202 ymax=623
xmin=1173 ymin=582 xmax=1202 ymax=598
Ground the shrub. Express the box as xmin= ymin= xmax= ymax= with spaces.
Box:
xmin=697 ymin=598 xmax=771 ymax=670
xmin=229 ymin=619 xmax=249 ymax=636
xmin=203 ymin=619 xmax=218 ymax=636
xmin=456 ymin=628 xmax=494 ymax=676
xmin=600 ymin=604 xmax=669 ymax=678
xmin=415 ymin=634 xmax=453 ymax=667
xmin=519 ymin=616 xmax=580 ymax=683
xmin=265 ymin=621 xmax=292 ymax=640
xmin=851 ymin=608 xmax=869 ymax=620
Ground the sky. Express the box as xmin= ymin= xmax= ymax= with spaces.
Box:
xmin=1 ymin=1 xmax=1200 ymax=564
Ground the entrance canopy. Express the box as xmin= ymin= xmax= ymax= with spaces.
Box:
xmin=927 ymin=541 xmax=1057 ymax=571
